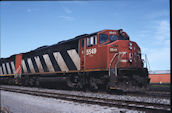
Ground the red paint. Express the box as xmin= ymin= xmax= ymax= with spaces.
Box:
xmin=107 ymin=40 xmax=143 ymax=69
xmin=80 ymin=30 xmax=143 ymax=70
xmin=80 ymin=38 xmax=86 ymax=70
xmin=15 ymin=54 xmax=23 ymax=74
xmin=149 ymin=74 xmax=170 ymax=83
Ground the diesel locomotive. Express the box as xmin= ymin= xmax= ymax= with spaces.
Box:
xmin=0 ymin=29 xmax=150 ymax=91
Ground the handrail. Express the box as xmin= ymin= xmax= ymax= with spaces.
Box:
xmin=142 ymin=53 xmax=151 ymax=71
xmin=145 ymin=54 xmax=150 ymax=71
xmin=109 ymin=53 xmax=118 ymax=77
xmin=115 ymin=52 xmax=125 ymax=76
xmin=109 ymin=52 xmax=126 ymax=77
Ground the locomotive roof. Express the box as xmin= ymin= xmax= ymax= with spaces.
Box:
xmin=55 ymin=31 xmax=99 ymax=45
xmin=35 ymin=30 xmax=99 ymax=51
xmin=28 ymin=29 xmax=122 ymax=51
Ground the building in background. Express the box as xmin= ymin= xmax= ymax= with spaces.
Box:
xmin=149 ymin=70 xmax=170 ymax=84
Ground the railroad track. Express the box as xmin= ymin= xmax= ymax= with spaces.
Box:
xmin=145 ymin=90 xmax=170 ymax=98
xmin=124 ymin=90 xmax=170 ymax=99
xmin=0 ymin=86 xmax=170 ymax=113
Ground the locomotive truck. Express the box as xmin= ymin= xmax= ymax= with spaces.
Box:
xmin=0 ymin=29 xmax=150 ymax=91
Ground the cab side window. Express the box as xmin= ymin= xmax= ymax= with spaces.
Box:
xmin=99 ymin=34 xmax=108 ymax=44
xmin=87 ymin=36 xmax=97 ymax=47
xmin=82 ymin=39 xmax=84 ymax=48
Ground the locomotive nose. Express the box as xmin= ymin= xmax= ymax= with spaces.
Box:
xmin=108 ymin=40 xmax=143 ymax=69
xmin=108 ymin=40 xmax=148 ymax=91
xmin=108 ymin=40 xmax=130 ymax=68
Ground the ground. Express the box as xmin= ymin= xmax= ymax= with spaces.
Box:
xmin=0 ymin=90 xmax=138 ymax=113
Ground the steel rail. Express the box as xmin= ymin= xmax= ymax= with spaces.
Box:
xmin=121 ymin=90 xmax=170 ymax=99
xmin=0 ymin=86 xmax=170 ymax=112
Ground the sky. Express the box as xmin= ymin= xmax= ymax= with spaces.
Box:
xmin=0 ymin=0 xmax=170 ymax=71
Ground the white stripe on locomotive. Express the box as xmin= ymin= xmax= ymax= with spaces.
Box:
xmin=0 ymin=66 xmax=3 ymax=75
xmin=6 ymin=62 xmax=12 ymax=74
xmin=10 ymin=61 xmax=16 ymax=74
xmin=34 ymin=56 xmax=44 ymax=72
xmin=120 ymin=60 xmax=128 ymax=63
xmin=67 ymin=49 xmax=80 ymax=70
xmin=22 ymin=60 xmax=28 ymax=73
xmin=27 ymin=58 xmax=35 ymax=73
xmin=2 ymin=63 xmax=7 ymax=74
xmin=53 ymin=52 xmax=69 ymax=72
xmin=43 ymin=54 xmax=55 ymax=72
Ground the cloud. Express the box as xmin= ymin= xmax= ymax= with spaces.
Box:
xmin=153 ymin=20 xmax=170 ymax=46
xmin=59 ymin=16 xmax=75 ymax=21
xmin=26 ymin=8 xmax=39 ymax=13
xmin=143 ymin=47 xmax=170 ymax=70
xmin=63 ymin=6 xmax=72 ymax=14
xmin=27 ymin=9 xmax=32 ymax=13
xmin=137 ymin=20 xmax=170 ymax=47
xmin=60 ymin=3 xmax=72 ymax=14
xmin=59 ymin=4 xmax=74 ymax=21
xmin=139 ymin=20 xmax=170 ymax=70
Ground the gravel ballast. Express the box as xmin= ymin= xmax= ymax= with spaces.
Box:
xmin=1 ymin=90 xmax=140 ymax=113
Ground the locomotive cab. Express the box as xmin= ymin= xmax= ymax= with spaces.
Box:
xmin=80 ymin=29 xmax=130 ymax=70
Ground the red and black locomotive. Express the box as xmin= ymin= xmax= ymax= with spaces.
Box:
xmin=0 ymin=29 xmax=150 ymax=91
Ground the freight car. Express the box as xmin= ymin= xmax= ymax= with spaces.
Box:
xmin=149 ymin=72 xmax=170 ymax=91
xmin=0 ymin=29 xmax=150 ymax=91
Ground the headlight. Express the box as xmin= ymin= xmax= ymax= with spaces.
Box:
xmin=110 ymin=48 xmax=117 ymax=52
xmin=129 ymin=42 xmax=132 ymax=46
xmin=129 ymin=42 xmax=132 ymax=50
xmin=129 ymin=59 xmax=132 ymax=63
xmin=129 ymin=53 xmax=133 ymax=63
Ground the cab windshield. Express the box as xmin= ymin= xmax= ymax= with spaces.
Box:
xmin=99 ymin=34 xmax=108 ymax=44
xmin=119 ymin=35 xmax=128 ymax=40
xmin=110 ymin=35 xmax=118 ymax=42
xmin=99 ymin=33 xmax=129 ymax=44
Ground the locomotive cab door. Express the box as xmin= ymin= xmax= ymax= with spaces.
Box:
xmin=80 ymin=38 xmax=86 ymax=70
xmin=80 ymin=36 xmax=98 ymax=70
xmin=85 ymin=36 xmax=98 ymax=69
